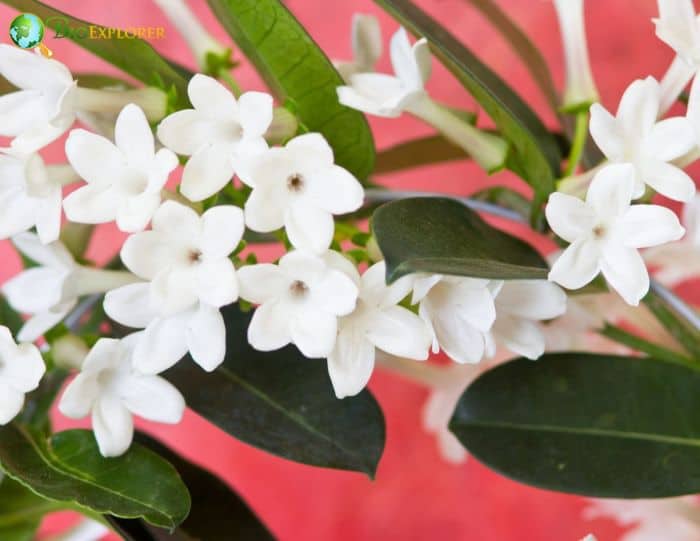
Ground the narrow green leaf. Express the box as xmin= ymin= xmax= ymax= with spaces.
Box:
xmin=0 ymin=427 xmax=191 ymax=529
xmin=0 ymin=0 xmax=192 ymax=107
xmin=374 ymin=0 xmax=561 ymax=211
xmin=0 ymin=477 xmax=59 ymax=541
xmin=643 ymin=286 xmax=700 ymax=359
xmin=166 ymin=305 xmax=385 ymax=476
xmin=599 ymin=323 xmax=696 ymax=368
xmin=206 ymin=0 xmax=375 ymax=180
xmin=451 ymin=353 xmax=700 ymax=498
xmin=372 ymin=197 xmax=548 ymax=281
xmin=375 ymin=135 xmax=467 ymax=173
xmin=74 ymin=73 xmax=133 ymax=89
xmin=470 ymin=186 xmax=535 ymax=226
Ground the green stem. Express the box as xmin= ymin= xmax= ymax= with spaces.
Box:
xmin=218 ymin=68 xmax=242 ymax=98
xmin=564 ymin=110 xmax=588 ymax=177
xmin=599 ymin=323 xmax=697 ymax=368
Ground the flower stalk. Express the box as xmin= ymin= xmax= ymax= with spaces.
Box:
xmin=74 ymin=86 xmax=168 ymax=121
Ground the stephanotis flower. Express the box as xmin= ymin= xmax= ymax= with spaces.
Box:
xmin=334 ymin=14 xmax=383 ymax=82
xmin=327 ymin=260 xmax=431 ymax=399
xmin=411 ymin=275 xmax=499 ymax=364
xmin=589 ymin=76 xmax=696 ymax=202
xmin=2 ymin=233 xmax=138 ymax=342
xmin=58 ymin=334 xmax=185 ymax=457
xmin=104 ymin=201 xmax=243 ymax=373
xmin=63 ymin=104 xmax=178 ymax=233
xmin=0 ymin=325 xmax=45 ymax=425
xmin=238 ymin=250 xmax=359 ymax=358
xmin=546 ymin=164 xmax=686 ymax=306
xmin=157 ymin=74 xmax=273 ymax=202
xmin=239 ymin=133 xmax=364 ymax=253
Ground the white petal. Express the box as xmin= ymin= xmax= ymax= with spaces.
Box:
xmin=640 ymin=159 xmax=696 ymax=202
xmin=424 ymin=302 xmax=487 ymax=364
xmin=200 ymin=205 xmax=244 ymax=258
xmin=290 ymin=308 xmax=337 ymax=358
xmin=151 ymin=200 xmax=201 ymax=237
xmin=0 ymin=382 xmax=24 ymax=425
xmin=588 ymin=103 xmax=624 ymax=161
xmin=151 ymin=266 xmax=199 ymax=315
xmin=601 ymin=244 xmax=649 ymax=306
xmin=180 ymin=144 xmax=235 ymax=202
xmin=493 ymin=316 xmax=546 ymax=360
xmin=63 ymin=184 xmax=118 ymax=224
xmin=352 ymin=14 xmax=383 ymax=70
xmin=0 ymin=90 xmax=49 ymax=137
xmin=65 ymin=129 xmax=124 ymax=185
xmin=121 ymin=375 xmax=185 ymax=423
xmin=247 ymin=301 xmax=292 ymax=351
xmin=238 ymin=91 xmax=273 ymax=138
xmin=324 ymin=250 xmax=361 ymax=285
xmin=186 ymin=303 xmax=226 ymax=371
xmin=2 ymin=267 xmax=67 ymax=313
xmin=360 ymin=261 xmax=412 ymax=307
xmin=337 ymin=73 xmax=407 ymax=117
xmin=104 ymin=283 xmax=157 ymax=328
xmin=156 ymin=109 xmax=213 ymax=156
xmin=366 ymin=305 xmax=431 ymax=360
xmin=585 ymin=164 xmax=635 ymax=219
xmin=284 ymin=204 xmax=334 ymax=253
xmin=238 ymin=264 xmax=286 ymax=304
xmin=120 ymin=232 xmax=174 ymax=280
xmin=327 ymin=326 xmax=375 ymax=399
xmin=34 ymin=187 xmax=62 ymax=244
xmin=687 ymin=71 xmax=700 ymax=141
xmin=92 ymin=395 xmax=134 ymax=457
xmin=115 ymin=104 xmax=154 ymax=169
xmin=311 ymin=268 xmax=359 ymax=316
xmin=195 ymin=258 xmax=238 ymax=308
xmin=429 ymin=279 xmax=496 ymax=333
xmin=618 ymin=204 xmax=686 ymax=247
xmin=616 ymin=77 xmax=660 ymax=138
xmin=58 ymin=373 xmax=98 ymax=418
xmin=1 ymin=342 xmax=45 ymax=392
xmin=495 ymin=280 xmax=568 ymax=320
xmin=17 ymin=305 xmax=73 ymax=342
xmin=390 ymin=27 xmax=423 ymax=89
xmin=642 ymin=117 xmax=695 ymax=161
xmin=132 ymin=315 xmax=189 ymax=374
xmin=304 ymin=165 xmax=364 ymax=214
xmin=545 ymin=192 xmax=596 ymax=243
xmin=548 ymin=239 xmax=601 ymax=290
xmin=188 ymin=74 xmax=238 ymax=117
xmin=411 ymin=274 xmax=442 ymax=304
xmin=243 ymin=185 xmax=286 ymax=232
xmin=11 ymin=231 xmax=73 ymax=268
xmin=286 ymin=133 xmax=334 ymax=167
xmin=116 ymin=192 xmax=161 ymax=233
xmin=0 ymin=194 xmax=36 ymax=239
xmin=0 ymin=44 xmax=72 ymax=90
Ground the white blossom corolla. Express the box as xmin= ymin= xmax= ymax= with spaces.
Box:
xmin=58 ymin=334 xmax=185 ymax=457
xmin=0 ymin=45 xmax=76 ymax=153
xmin=238 ymin=250 xmax=359 ymax=358
xmin=546 ymin=164 xmax=686 ymax=306
xmin=157 ymin=74 xmax=273 ymax=202
xmin=0 ymin=325 xmax=45 ymax=424
xmin=63 ymin=104 xmax=178 ymax=233
xmin=411 ymin=275 xmax=500 ymax=364
xmin=327 ymin=260 xmax=431 ymax=399
xmin=104 ymin=201 xmax=243 ymax=374
xmin=2 ymin=233 xmax=138 ymax=342
xmin=334 ymin=14 xmax=383 ymax=82
xmin=489 ymin=280 xmax=567 ymax=360
xmin=0 ymin=151 xmax=63 ymax=243
xmin=337 ymin=26 xmax=429 ymax=117
xmin=589 ymin=76 xmax=696 ymax=202
xmin=239 ymin=133 xmax=364 ymax=253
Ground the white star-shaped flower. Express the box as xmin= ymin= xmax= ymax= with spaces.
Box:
xmin=334 ymin=14 xmax=383 ymax=82
xmin=58 ymin=334 xmax=185 ymax=457
xmin=589 ymin=76 xmax=696 ymax=202
xmin=337 ymin=26 xmax=430 ymax=117
xmin=238 ymin=250 xmax=359 ymax=358
xmin=2 ymin=233 xmax=138 ymax=342
xmin=157 ymin=74 xmax=273 ymax=202
xmin=104 ymin=201 xmax=243 ymax=374
xmin=327 ymin=260 xmax=431 ymax=399
xmin=239 ymin=133 xmax=364 ymax=253
xmin=0 ymin=151 xmax=63 ymax=243
xmin=546 ymin=164 xmax=686 ymax=306
xmin=411 ymin=275 xmax=499 ymax=364
xmin=0 ymin=325 xmax=45 ymax=424
xmin=63 ymin=104 xmax=178 ymax=233
xmin=0 ymin=44 xmax=76 ymax=153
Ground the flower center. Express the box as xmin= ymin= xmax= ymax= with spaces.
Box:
xmin=289 ymin=279 xmax=309 ymax=298
xmin=287 ymin=173 xmax=305 ymax=193
xmin=187 ymin=249 xmax=203 ymax=264
xmin=592 ymin=224 xmax=607 ymax=239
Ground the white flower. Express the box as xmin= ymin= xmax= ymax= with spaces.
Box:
xmin=238 ymin=250 xmax=359 ymax=358
xmin=0 ymin=151 xmax=63 ymax=243
xmin=2 ymin=233 xmax=138 ymax=342
xmin=104 ymin=201 xmax=243 ymax=373
xmin=0 ymin=44 xmax=76 ymax=153
xmin=157 ymin=74 xmax=273 ymax=202
xmin=327 ymin=260 xmax=431 ymax=399
xmin=335 ymin=14 xmax=383 ymax=81
xmin=337 ymin=27 xmax=430 ymax=117
xmin=63 ymin=104 xmax=178 ymax=233
xmin=58 ymin=334 xmax=185 ymax=457
xmin=553 ymin=0 xmax=599 ymax=110
xmin=0 ymin=325 xmax=45 ymax=424
xmin=239 ymin=133 xmax=364 ymax=253
xmin=46 ymin=518 xmax=110 ymax=541
xmin=546 ymin=164 xmax=686 ymax=306
xmin=589 ymin=76 xmax=696 ymax=202
xmin=412 ymin=275 xmax=499 ymax=364
xmin=490 ymin=280 xmax=567 ymax=360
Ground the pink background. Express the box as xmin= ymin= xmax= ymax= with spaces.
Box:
xmin=0 ymin=0 xmax=696 ymax=539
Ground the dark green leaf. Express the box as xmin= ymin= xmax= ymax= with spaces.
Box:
xmin=166 ymin=305 xmax=385 ymax=476
xmin=0 ymin=296 xmax=23 ymax=336
xmin=0 ymin=427 xmax=190 ymax=529
xmin=17 ymin=368 xmax=67 ymax=432
xmin=0 ymin=476 xmax=59 ymax=541
xmin=643 ymin=285 xmax=700 ymax=359
xmin=375 ymin=135 xmax=467 ymax=173
xmin=470 ymin=186 xmax=536 ymax=227
xmin=372 ymin=197 xmax=548 ymax=281
xmin=0 ymin=0 xmax=192 ymax=107
xmin=206 ymin=0 xmax=375 ymax=180
xmin=451 ymin=352 xmax=700 ymax=497
xmin=374 ymin=0 xmax=561 ymax=211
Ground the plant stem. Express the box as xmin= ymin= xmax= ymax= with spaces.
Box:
xmin=218 ymin=68 xmax=242 ymax=98
xmin=564 ymin=110 xmax=588 ymax=176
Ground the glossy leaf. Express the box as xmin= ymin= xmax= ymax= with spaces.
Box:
xmin=166 ymin=305 xmax=385 ymax=476
xmin=0 ymin=427 xmax=190 ymax=529
xmin=372 ymin=197 xmax=548 ymax=281
xmin=374 ymin=0 xmax=561 ymax=209
xmin=0 ymin=476 xmax=59 ymax=541
xmin=206 ymin=0 xmax=375 ymax=180
xmin=375 ymin=135 xmax=467 ymax=173
xmin=0 ymin=0 xmax=192 ymax=107
xmin=451 ymin=353 xmax=700 ymax=497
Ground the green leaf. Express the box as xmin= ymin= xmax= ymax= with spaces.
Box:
xmin=374 ymin=0 xmax=561 ymax=210
xmin=598 ymin=323 xmax=696 ymax=367
xmin=0 ymin=296 xmax=23 ymax=336
xmin=74 ymin=73 xmax=134 ymax=90
xmin=372 ymin=197 xmax=548 ymax=281
xmin=375 ymin=135 xmax=468 ymax=173
xmin=0 ymin=0 xmax=192 ymax=107
xmin=0 ymin=477 xmax=59 ymax=541
xmin=451 ymin=352 xmax=700 ymax=498
xmin=643 ymin=286 xmax=700 ymax=359
xmin=166 ymin=304 xmax=385 ymax=476
xmin=206 ymin=0 xmax=375 ymax=180
xmin=17 ymin=368 xmax=67 ymax=433
xmin=470 ymin=186 xmax=536 ymax=227
xmin=0 ymin=427 xmax=190 ymax=529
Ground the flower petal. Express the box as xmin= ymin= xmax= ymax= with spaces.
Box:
xmin=104 ymin=283 xmax=157 ymax=328
xmin=284 ymin=204 xmax=334 ymax=253
xmin=34 ymin=186 xmax=63 ymax=244
xmin=195 ymin=258 xmax=238 ymax=308
xmin=65 ymin=129 xmax=124 ymax=185
xmin=186 ymin=303 xmax=226 ymax=371
xmin=180 ymin=143 xmax=235 ymax=202
xmin=641 ymin=159 xmax=696 ymax=202
xmin=151 ymin=266 xmax=199 ymax=315
xmin=0 ymin=381 xmax=24 ymax=425
xmin=548 ymin=239 xmax=601 ymax=290
xmin=243 ymin=185 xmax=286 ymax=233
xmin=0 ymin=44 xmax=72 ymax=90
xmin=493 ymin=315 xmax=546 ymax=360
xmin=286 ymin=133 xmax=334 ymax=167
xmin=132 ymin=314 xmax=190 ymax=374
xmin=588 ymin=103 xmax=624 ymax=161
xmin=1 ymin=342 xmax=45 ymax=392
xmin=618 ymin=204 xmax=686 ymax=247
xmin=423 ymin=301 xmax=486 ymax=364
xmin=495 ymin=280 xmax=568 ymax=320
xmin=2 ymin=267 xmax=68 ymax=313
xmin=601 ymin=244 xmax=649 ymax=306
xmin=58 ymin=373 xmax=98 ymax=419
xmin=545 ymin=192 xmax=596 ymax=243
xmin=616 ymin=77 xmax=660 ymax=138
xmin=304 ymin=165 xmax=364 ymax=214
xmin=390 ymin=27 xmax=423 ymax=89
xmin=237 ymin=264 xmax=286 ymax=304
xmin=200 ymin=205 xmax=244 ymax=258
xmin=585 ymin=163 xmax=635 ymax=218
xmin=311 ymin=268 xmax=359 ymax=316
xmin=63 ymin=184 xmax=119 ymax=224
xmin=247 ymin=301 xmax=292 ymax=351
xmin=327 ymin=325 xmax=375 ymax=399
xmin=188 ymin=74 xmax=238 ymax=118
xmin=121 ymin=374 xmax=185 ymax=423
xmin=17 ymin=304 xmax=73 ymax=343
xmin=115 ymin=104 xmax=154 ymax=169
xmin=156 ymin=109 xmax=213 ymax=156
xmin=238 ymin=91 xmax=273 ymax=138
xmin=92 ymin=395 xmax=134 ymax=457
xmin=120 ymin=231 xmax=174 ymax=280
xmin=290 ymin=308 xmax=337 ymax=358
xmin=642 ymin=117 xmax=695 ymax=161
xmin=151 ymin=200 xmax=200 ymax=237
xmin=11 ymin=232 xmax=73 ymax=268
xmin=365 ymin=305 xmax=431 ymax=360
xmin=116 ymin=192 xmax=160 ymax=233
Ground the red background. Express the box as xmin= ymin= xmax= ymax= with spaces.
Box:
xmin=0 ymin=0 xmax=694 ymax=539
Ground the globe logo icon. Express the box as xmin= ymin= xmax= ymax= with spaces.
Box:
xmin=9 ymin=13 xmax=45 ymax=50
